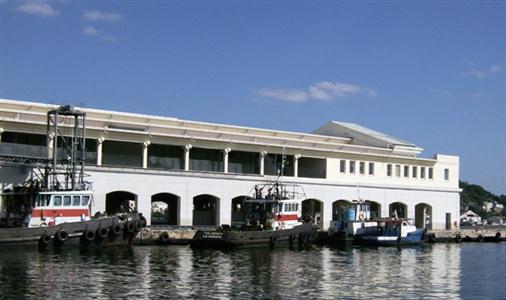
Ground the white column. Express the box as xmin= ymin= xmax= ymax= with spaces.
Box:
xmin=294 ymin=154 xmax=301 ymax=178
xmin=223 ymin=148 xmax=231 ymax=173
xmin=96 ymin=137 xmax=105 ymax=166
xmin=184 ymin=144 xmax=192 ymax=171
xmin=47 ymin=132 xmax=55 ymax=160
xmin=142 ymin=141 xmax=150 ymax=169
xmin=0 ymin=128 xmax=3 ymax=142
xmin=259 ymin=151 xmax=267 ymax=175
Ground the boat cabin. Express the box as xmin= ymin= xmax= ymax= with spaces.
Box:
xmin=376 ymin=218 xmax=416 ymax=237
xmin=28 ymin=191 xmax=93 ymax=227
xmin=243 ymin=182 xmax=305 ymax=231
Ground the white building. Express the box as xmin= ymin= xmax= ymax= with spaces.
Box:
xmin=0 ymin=99 xmax=460 ymax=230
xmin=460 ymin=210 xmax=481 ymax=224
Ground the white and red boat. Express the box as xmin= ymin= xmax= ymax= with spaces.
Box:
xmin=0 ymin=185 xmax=146 ymax=250
xmin=190 ymin=181 xmax=317 ymax=249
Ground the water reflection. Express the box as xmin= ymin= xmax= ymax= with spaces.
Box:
xmin=1 ymin=243 xmax=505 ymax=299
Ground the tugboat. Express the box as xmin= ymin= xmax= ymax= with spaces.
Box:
xmin=353 ymin=218 xmax=425 ymax=246
xmin=0 ymin=105 xmax=145 ymax=250
xmin=190 ymin=181 xmax=318 ymax=249
xmin=327 ymin=200 xmax=378 ymax=244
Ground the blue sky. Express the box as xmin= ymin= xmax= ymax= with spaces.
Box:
xmin=1 ymin=1 xmax=505 ymax=194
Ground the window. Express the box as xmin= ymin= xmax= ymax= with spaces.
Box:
xmin=412 ymin=166 xmax=418 ymax=178
xmin=82 ymin=196 xmax=90 ymax=206
xmin=369 ymin=162 xmax=374 ymax=175
xmin=421 ymin=167 xmax=426 ymax=179
xmin=63 ymin=196 xmax=72 ymax=206
xmin=72 ymin=196 xmax=81 ymax=206
xmin=37 ymin=195 xmax=49 ymax=207
xmin=404 ymin=166 xmax=409 ymax=178
xmin=428 ymin=167 xmax=434 ymax=179
xmin=444 ymin=168 xmax=450 ymax=181
xmin=359 ymin=162 xmax=365 ymax=174
xmin=53 ymin=196 xmax=62 ymax=206
xmin=395 ymin=165 xmax=401 ymax=177
xmin=349 ymin=161 xmax=356 ymax=174
xmin=340 ymin=160 xmax=346 ymax=173
xmin=387 ymin=164 xmax=392 ymax=176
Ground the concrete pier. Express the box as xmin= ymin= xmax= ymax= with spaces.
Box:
xmin=134 ymin=226 xmax=201 ymax=245
xmin=427 ymin=226 xmax=506 ymax=243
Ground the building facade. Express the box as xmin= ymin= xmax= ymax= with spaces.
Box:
xmin=0 ymin=99 xmax=460 ymax=230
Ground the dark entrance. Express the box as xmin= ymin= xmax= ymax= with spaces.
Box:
xmin=105 ymin=191 xmax=137 ymax=215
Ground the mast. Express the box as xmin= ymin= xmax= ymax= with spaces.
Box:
xmin=45 ymin=105 xmax=87 ymax=192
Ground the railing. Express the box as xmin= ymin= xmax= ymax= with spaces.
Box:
xmin=0 ymin=142 xmax=47 ymax=158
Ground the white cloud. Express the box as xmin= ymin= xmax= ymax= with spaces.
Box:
xmin=256 ymin=88 xmax=309 ymax=102
xmin=471 ymin=92 xmax=484 ymax=98
xmin=16 ymin=2 xmax=58 ymax=18
xmin=83 ymin=9 xmax=123 ymax=22
xmin=83 ymin=26 xmax=116 ymax=42
xmin=83 ymin=26 xmax=100 ymax=36
xmin=465 ymin=64 xmax=503 ymax=79
xmin=256 ymin=81 xmax=377 ymax=102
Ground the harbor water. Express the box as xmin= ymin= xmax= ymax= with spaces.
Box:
xmin=1 ymin=243 xmax=505 ymax=299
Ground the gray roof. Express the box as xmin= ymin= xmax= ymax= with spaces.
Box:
xmin=313 ymin=121 xmax=419 ymax=151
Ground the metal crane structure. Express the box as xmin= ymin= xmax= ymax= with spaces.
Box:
xmin=45 ymin=105 xmax=88 ymax=192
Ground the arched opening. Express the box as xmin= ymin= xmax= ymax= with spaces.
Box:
xmin=332 ymin=200 xmax=352 ymax=221
xmin=389 ymin=202 xmax=407 ymax=219
xmin=193 ymin=194 xmax=220 ymax=226
xmin=302 ymin=199 xmax=324 ymax=228
xmin=151 ymin=193 xmax=180 ymax=226
xmin=415 ymin=203 xmax=432 ymax=229
xmin=105 ymin=191 xmax=137 ymax=215
xmin=231 ymin=195 xmax=252 ymax=228
xmin=368 ymin=200 xmax=382 ymax=219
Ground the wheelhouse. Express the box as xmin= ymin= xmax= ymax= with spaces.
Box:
xmin=28 ymin=191 xmax=93 ymax=227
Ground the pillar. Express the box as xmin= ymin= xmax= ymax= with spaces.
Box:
xmin=259 ymin=151 xmax=267 ymax=175
xmin=47 ymin=132 xmax=55 ymax=160
xmin=96 ymin=137 xmax=105 ymax=166
xmin=323 ymin=200 xmax=333 ymax=230
xmin=0 ymin=128 xmax=3 ymax=142
xmin=223 ymin=147 xmax=231 ymax=173
xmin=294 ymin=154 xmax=301 ymax=178
xmin=184 ymin=144 xmax=192 ymax=171
xmin=142 ymin=141 xmax=150 ymax=169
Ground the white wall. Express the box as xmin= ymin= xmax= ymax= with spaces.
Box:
xmin=87 ymin=167 xmax=460 ymax=230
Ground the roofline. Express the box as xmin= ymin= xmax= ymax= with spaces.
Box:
xmin=0 ymin=98 xmax=352 ymax=143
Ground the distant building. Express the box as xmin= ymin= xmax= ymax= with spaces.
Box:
xmin=0 ymin=99 xmax=461 ymax=230
xmin=483 ymin=202 xmax=494 ymax=212
xmin=460 ymin=210 xmax=481 ymax=224
xmin=482 ymin=202 xmax=504 ymax=213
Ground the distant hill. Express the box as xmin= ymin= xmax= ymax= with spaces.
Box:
xmin=460 ymin=181 xmax=506 ymax=217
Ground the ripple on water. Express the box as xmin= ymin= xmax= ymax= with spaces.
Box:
xmin=0 ymin=243 xmax=505 ymax=299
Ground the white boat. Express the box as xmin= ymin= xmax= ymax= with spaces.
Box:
xmin=328 ymin=200 xmax=377 ymax=243
xmin=354 ymin=218 xmax=425 ymax=246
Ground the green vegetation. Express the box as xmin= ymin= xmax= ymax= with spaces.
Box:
xmin=460 ymin=181 xmax=506 ymax=217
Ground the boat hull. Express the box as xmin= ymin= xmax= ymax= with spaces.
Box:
xmin=0 ymin=213 xmax=145 ymax=251
xmin=190 ymin=223 xmax=317 ymax=249
xmin=354 ymin=228 xmax=425 ymax=246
